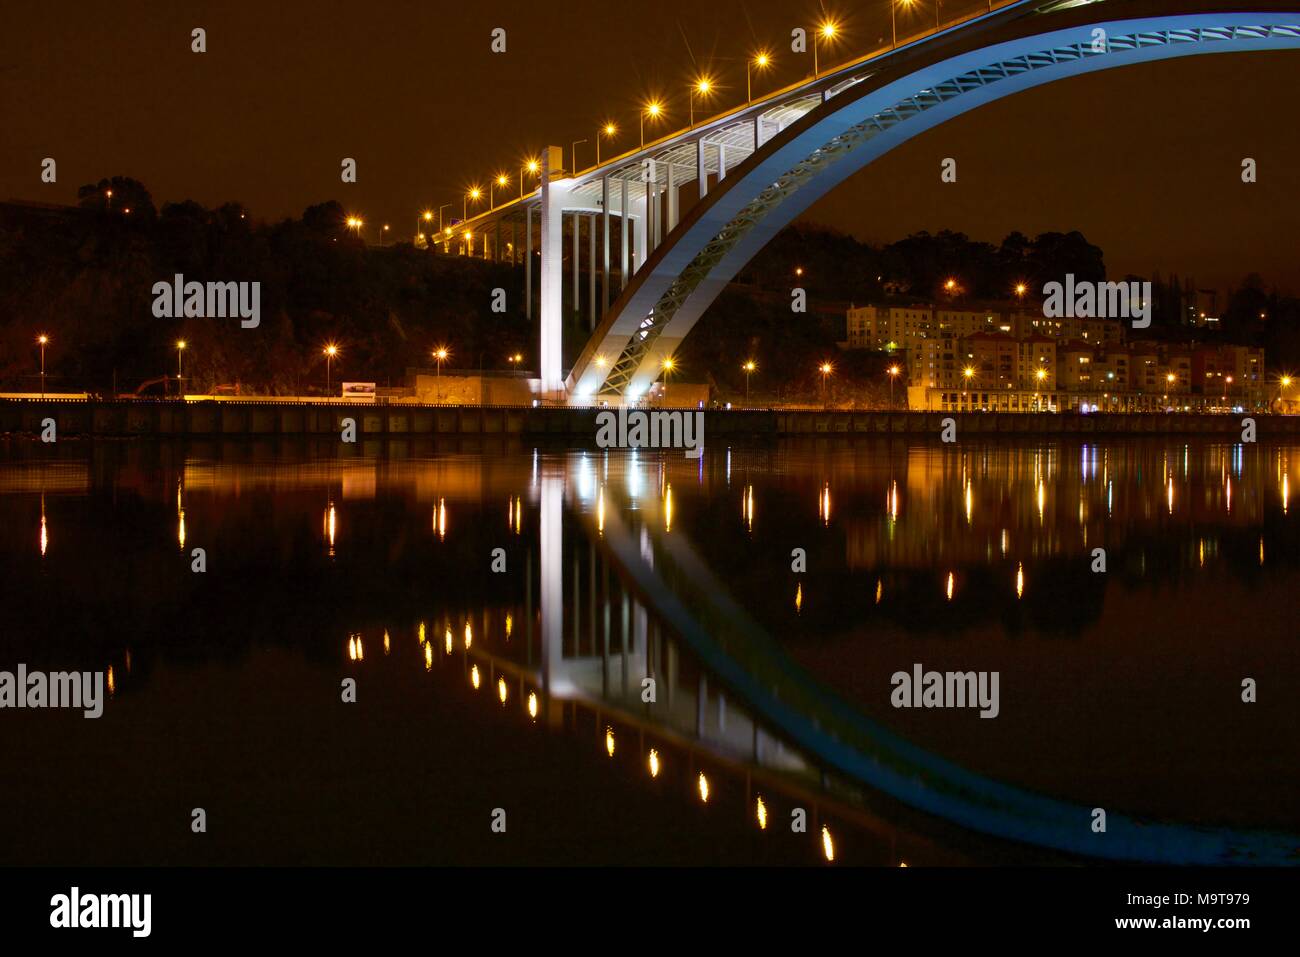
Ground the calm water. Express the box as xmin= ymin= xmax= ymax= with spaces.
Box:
xmin=1 ymin=435 xmax=1297 ymax=865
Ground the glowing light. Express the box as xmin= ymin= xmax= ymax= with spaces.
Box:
xmin=645 ymin=101 xmax=662 ymax=118
xmin=505 ymin=614 xmax=513 ymax=638
xmin=743 ymin=485 xmax=754 ymax=531
xmin=527 ymin=692 xmax=539 ymax=720
xmin=794 ymin=582 xmax=802 ymax=613
xmin=497 ymin=677 xmax=508 ymax=703
xmin=603 ymin=122 xmax=617 ymax=137
xmin=756 ymin=796 xmax=768 ymax=829
xmin=648 ymin=748 xmax=661 ymax=778
xmin=424 ymin=642 xmax=433 ymax=671
xmin=418 ymin=621 xmax=426 ymax=645
xmin=875 ymin=579 xmax=882 ymax=604
xmin=754 ymin=52 xmax=770 ymax=68
xmin=177 ymin=509 xmax=186 ymax=549
xmin=597 ymin=487 xmax=606 ymax=535
xmin=664 ymin=483 xmax=673 ymax=532
xmin=1016 ymin=563 xmax=1024 ymax=599
xmin=435 ymin=497 xmax=447 ymax=540
xmin=463 ymin=621 xmax=472 ymax=650
xmin=444 ymin=628 xmax=453 ymax=655
xmin=821 ymin=825 xmax=835 ymax=862
xmin=820 ymin=483 xmax=831 ymax=524
xmin=819 ymin=21 xmax=837 ymax=39
xmin=470 ymin=664 xmax=481 ymax=690
xmin=383 ymin=629 xmax=391 ymax=655
xmin=605 ymin=727 xmax=616 ymax=757
xmin=945 ymin=571 xmax=954 ymax=601
xmin=697 ymin=772 xmax=710 ymax=803
xmin=107 ymin=666 xmax=115 ymax=696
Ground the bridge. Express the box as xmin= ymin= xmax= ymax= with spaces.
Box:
xmin=437 ymin=0 xmax=1300 ymax=404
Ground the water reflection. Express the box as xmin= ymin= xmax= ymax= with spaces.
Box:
xmin=3 ymin=436 xmax=1298 ymax=866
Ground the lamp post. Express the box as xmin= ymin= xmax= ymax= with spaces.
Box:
xmin=888 ymin=364 xmax=901 ymax=408
xmin=437 ymin=204 xmax=451 ymax=232
xmin=690 ymin=77 xmax=712 ymax=128
xmin=176 ymin=340 xmax=186 ymax=395
xmin=819 ymin=362 xmax=833 ymax=406
xmin=597 ymin=123 xmax=617 ymax=164
xmin=571 ymin=140 xmax=588 ymax=174
xmin=521 ymin=159 xmax=539 ymax=198
xmin=464 ymin=188 xmax=481 ymax=221
xmin=661 ymin=357 xmax=675 ymax=406
xmin=814 ymin=21 xmax=837 ymax=76
xmin=37 ymin=334 xmax=48 ymax=398
xmin=491 ymin=174 xmax=508 ymax=209
xmin=743 ymin=360 xmax=756 ymax=405
xmin=324 ymin=344 xmax=339 ymax=396
xmin=641 ymin=101 xmax=662 ymax=148
xmin=892 ymin=1 xmax=913 ymax=49
xmin=747 ymin=52 xmax=770 ymax=103
xmin=434 ymin=347 xmax=450 ymax=404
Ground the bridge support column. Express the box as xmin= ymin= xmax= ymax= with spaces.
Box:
xmin=666 ymin=162 xmax=677 ymax=232
xmin=619 ymin=176 xmax=629 ymax=288
xmin=525 ymin=206 xmax=533 ymax=320
xmin=634 ymin=193 xmax=647 ymax=274
xmin=571 ymin=212 xmax=579 ymax=317
xmin=588 ymin=213 xmax=596 ymax=330
xmin=601 ymin=175 xmax=610 ymax=313
xmin=539 ymin=146 xmax=568 ymax=396
xmin=697 ymin=137 xmax=707 ymax=198
xmin=717 ymin=143 xmax=727 ymax=181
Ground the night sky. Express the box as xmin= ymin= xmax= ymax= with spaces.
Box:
xmin=4 ymin=0 xmax=1298 ymax=293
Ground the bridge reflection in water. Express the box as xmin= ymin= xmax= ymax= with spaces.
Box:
xmin=443 ymin=450 xmax=1298 ymax=866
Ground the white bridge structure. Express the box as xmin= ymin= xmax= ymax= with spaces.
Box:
xmin=440 ymin=0 xmax=1300 ymax=404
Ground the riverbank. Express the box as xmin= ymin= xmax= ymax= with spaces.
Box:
xmin=3 ymin=398 xmax=1297 ymax=438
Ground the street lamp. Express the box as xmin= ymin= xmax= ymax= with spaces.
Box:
xmin=176 ymin=340 xmax=186 ymax=394
xmin=888 ymin=364 xmax=901 ymax=408
xmin=346 ymin=216 xmax=364 ymax=240
xmin=437 ymin=204 xmax=452 ymax=232
xmin=571 ymin=140 xmax=588 ymax=174
xmin=490 ymin=174 xmax=509 ymax=209
xmin=324 ymin=343 xmax=339 ymax=396
xmin=962 ymin=366 xmax=976 ymax=392
xmin=597 ymin=123 xmax=617 ymax=164
xmin=464 ymin=187 xmax=481 ymax=221
xmin=37 ymin=334 xmax=48 ymax=398
xmin=814 ymin=21 xmax=837 ymax=76
xmin=892 ymin=0 xmax=914 ymax=49
xmin=434 ymin=347 xmax=450 ymax=404
xmin=1280 ymin=374 xmax=1292 ymax=409
xmin=819 ymin=361 xmax=833 ymax=405
xmin=641 ymin=101 xmax=663 ymax=148
xmin=690 ymin=76 xmax=713 ymax=128
xmin=508 ymin=353 xmax=523 ymax=369
xmin=521 ymin=159 xmax=540 ymax=198
xmin=1015 ymin=282 xmax=1027 ymax=300
xmin=661 ymin=356 xmax=675 ymax=405
xmin=748 ymin=52 xmax=771 ymax=103
xmin=743 ymin=359 xmax=756 ymax=405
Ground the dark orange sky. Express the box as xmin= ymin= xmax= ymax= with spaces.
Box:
xmin=3 ymin=0 xmax=1297 ymax=294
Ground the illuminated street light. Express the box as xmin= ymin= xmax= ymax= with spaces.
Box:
xmin=743 ymin=359 xmax=756 ymax=404
xmin=814 ymin=20 xmax=838 ymax=75
xmin=888 ymin=364 xmax=901 ymax=408
xmin=521 ymin=158 xmax=540 ymax=198
xmin=36 ymin=334 xmax=49 ymax=398
xmin=963 ymin=366 xmax=976 ymax=388
xmin=490 ymin=173 xmax=509 ymax=208
xmin=641 ymin=100 xmax=663 ymax=148
xmin=323 ymin=343 xmax=339 ymax=395
xmin=690 ymin=76 xmax=714 ymax=128
xmin=434 ymin=346 xmax=450 ymax=404
xmin=176 ymin=340 xmax=186 ymax=393
xmin=661 ymin=356 xmax=675 ymax=405
xmin=748 ymin=51 xmax=772 ymax=102
xmin=892 ymin=0 xmax=914 ymax=49
xmin=820 ymin=361 xmax=833 ymax=406
xmin=1015 ymin=282 xmax=1027 ymax=299
xmin=464 ymin=187 xmax=481 ymax=221
xmin=598 ymin=122 xmax=617 ymax=163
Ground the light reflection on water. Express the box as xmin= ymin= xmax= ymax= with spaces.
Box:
xmin=2 ymin=436 xmax=1298 ymax=864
